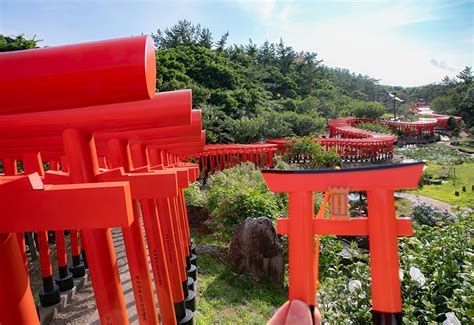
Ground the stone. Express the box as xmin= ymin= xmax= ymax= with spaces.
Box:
xmin=228 ymin=217 xmax=284 ymax=287
xmin=186 ymin=205 xmax=211 ymax=227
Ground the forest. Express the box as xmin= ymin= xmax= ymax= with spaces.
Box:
xmin=1 ymin=20 xmax=472 ymax=140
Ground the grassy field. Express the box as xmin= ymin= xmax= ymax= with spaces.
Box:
xmin=411 ymin=163 xmax=474 ymax=208
xmin=194 ymin=253 xmax=286 ymax=324
xmin=395 ymin=197 xmax=414 ymax=217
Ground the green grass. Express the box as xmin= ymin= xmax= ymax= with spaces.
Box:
xmin=395 ymin=197 xmax=413 ymax=217
xmin=411 ymin=163 xmax=474 ymax=208
xmin=195 ymin=253 xmax=286 ymax=324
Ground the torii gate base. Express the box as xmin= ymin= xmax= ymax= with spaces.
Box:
xmin=262 ymin=162 xmax=424 ymax=324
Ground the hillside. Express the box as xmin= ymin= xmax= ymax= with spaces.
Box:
xmin=2 ymin=20 xmax=472 ymax=139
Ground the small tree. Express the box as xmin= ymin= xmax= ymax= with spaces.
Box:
xmin=447 ymin=117 xmax=460 ymax=136
xmin=284 ymin=136 xmax=341 ymax=169
xmin=351 ymin=101 xmax=386 ymax=118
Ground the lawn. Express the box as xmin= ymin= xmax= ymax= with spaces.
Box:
xmin=194 ymin=253 xmax=286 ymax=324
xmin=395 ymin=197 xmax=414 ymax=217
xmin=411 ymin=163 xmax=474 ymax=208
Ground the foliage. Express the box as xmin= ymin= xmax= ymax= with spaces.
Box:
xmin=149 ymin=21 xmax=389 ymax=142
xmin=205 ymin=163 xmax=282 ymax=230
xmin=356 ymin=121 xmax=393 ymax=134
xmin=317 ymin=207 xmax=473 ymax=323
xmin=349 ymin=100 xmax=386 ymax=118
xmin=407 ymin=66 xmax=473 ymax=129
xmin=395 ymin=145 xmax=474 ymax=165
xmin=284 ymin=136 xmax=341 ymax=169
xmin=412 ymin=163 xmax=474 ymax=207
xmin=184 ymin=182 xmax=205 ymax=206
xmin=411 ymin=202 xmax=457 ymax=227
xmin=447 ymin=116 xmax=460 ymax=136
xmin=0 ymin=34 xmax=39 ymax=52
xmin=398 ymin=210 xmax=473 ymax=323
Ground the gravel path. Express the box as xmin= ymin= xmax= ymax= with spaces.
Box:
xmin=395 ymin=192 xmax=453 ymax=212
xmin=45 ymin=228 xmax=154 ymax=324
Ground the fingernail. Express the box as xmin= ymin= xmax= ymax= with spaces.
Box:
xmin=288 ymin=300 xmax=310 ymax=321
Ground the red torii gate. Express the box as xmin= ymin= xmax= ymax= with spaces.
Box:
xmin=262 ymin=163 xmax=424 ymax=324
xmin=0 ymin=113 xmax=201 ymax=324
xmin=194 ymin=144 xmax=277 ymax=175
xmin=0 ymin=35 xmax=201 ymax=324
xmin=0 ymin=173 xmax=134 ymax=325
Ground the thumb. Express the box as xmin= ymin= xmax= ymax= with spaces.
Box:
xmin=285 ymin=300 xmax=312 ymax=324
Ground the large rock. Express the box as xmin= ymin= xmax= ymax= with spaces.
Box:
xmin=186 ymin=205 xmax=211 ymax=227
xmin=228 ymin=217 xmax=284 ymax=287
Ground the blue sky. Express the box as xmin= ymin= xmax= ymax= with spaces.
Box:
xmin=1 ymin=0 xmax=473 ymax=86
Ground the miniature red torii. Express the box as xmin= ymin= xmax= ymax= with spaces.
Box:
xmin=262 ymin=162 xmax=424 ymax=324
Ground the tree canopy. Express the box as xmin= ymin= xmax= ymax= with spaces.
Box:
xmin=151 ymin=20 xmax=389 ymax=143
xmin=4 ymin=21 xmax=471 ymax=141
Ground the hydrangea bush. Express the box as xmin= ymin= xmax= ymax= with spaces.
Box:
xmin=411 ymin=202 xmax=456 ymax=226
xmin=394 ymin=146 xmax=474 ymax=164
xmin=317 ymin=205 xmax=473 ymax=323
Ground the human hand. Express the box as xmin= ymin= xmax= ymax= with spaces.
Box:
xmin=267 ymin=300 xmax=321 ymax=325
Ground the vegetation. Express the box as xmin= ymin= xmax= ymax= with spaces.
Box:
xmin=395 ymin=146 xmax=474 ymax=165
xmin=350 ymin=100 xmax=386 ymax=118
xmin=284 ymin=136 xmax=341 ymax=169
xmin=194 ymin=253 xmax=286 ymax=324
xmin=356 ymin=121 xmax=393 ymax=134
xmin=405 ymin=66 xmax=474 ymax=130
xmin=0 ymin=34 xmax=40 ymax=52
xmin=191 ymin=165 xmax=473 ymax=323
xmin=150 ymin=20 xmax=394 ymax=143
xmin=413 ymin=164 xmax=474 ymax=207
xmin=199 ymin=163 xmax=284 ymax=232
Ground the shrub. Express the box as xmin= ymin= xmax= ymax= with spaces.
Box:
xmin=398 ymin=210 xmax=473 ymax=323
xmin=317 ymin=209 xmax=473 ymax=323
xmin=184 ymin=182 xmax=205 ymax=206
xmin=411 ymin=202 xmax=456 ymax=227
xmin=394 ymin=146 xmax=474 ymax=164
xmin=205 ymin=163 xmax=282 ymax=230
xmin=356 ymin=121 xmax=393 ymax=135
xmin=215 ymin=187 xmax=279 ymax=227
xmin=350 ymin=101 xmax=386 ymax=118
xmin=284 ymin=136 xmax=341 ymax=169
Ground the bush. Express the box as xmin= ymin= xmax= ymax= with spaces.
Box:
xmin=399 ymin=209 xmax=473 ymax=323
xmin=205 ymin=163 xmax=282 ymax=230
xmin=215 ymin=187 xmax=279 ymax=227
xmin=356 ymin=121 xmax=393 ymax=135
xmin=350 ymin=101 xmax=386 ymax=118
xmin=394 ymin=146 xmax=474 ymax=164
xmin=317 ymin=208 xmax=473 ymax=323
xmin=184 ymin=182 xmax=205 ymax=206
xmin=284 ymin=136 xmax=341 ymax=169
xmin=411 ymin=202 xmax=456 ymax=227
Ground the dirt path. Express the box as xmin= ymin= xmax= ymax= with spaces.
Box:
xmin=395 ymin=192 xmax=453 ymax=212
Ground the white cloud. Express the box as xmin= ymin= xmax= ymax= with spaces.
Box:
xmin=234 ymin=1 xmax=471 ymax=86
xmin=430 ymin=59 xmax=456 ymax=72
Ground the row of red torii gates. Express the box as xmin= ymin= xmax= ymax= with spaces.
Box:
xmin=0 ymin=36 xmax=204 ymax=325
xmin=194 ymin=115 xmax=448 ymax=174
xmin=0 ymin=34 xmax=442 ymax=325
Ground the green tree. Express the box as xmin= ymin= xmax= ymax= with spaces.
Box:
xmin=456 ymin=66 xmax=472 ymax=85
xmin=0 ymin=34 xmax=40 ymax=52
xmin=349 ymin=101 xmax=386 ymax=118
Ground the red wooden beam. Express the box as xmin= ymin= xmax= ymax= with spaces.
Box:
xmin=0 ymin=35 xmax=156 ymax=114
